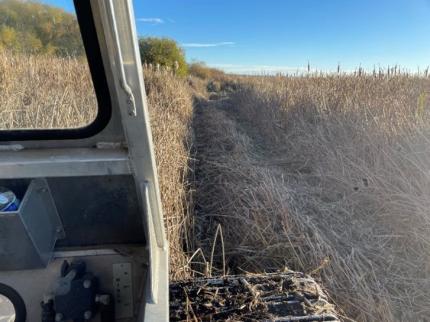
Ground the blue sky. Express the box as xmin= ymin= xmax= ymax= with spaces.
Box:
xmin=43 ymin=0 xmax=430 ymax=74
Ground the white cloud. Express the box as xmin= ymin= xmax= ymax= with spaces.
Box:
xmin=136 ymin=17 xmax=164 ymax=25
xmin=181 ymin=42 xmax=235 ymax=48
xmin=210 ymin=64 xmax=307 ymax=75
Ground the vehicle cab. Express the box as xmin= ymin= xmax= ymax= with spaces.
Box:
xmin=0 ymin=1 xmax=168 ymax=321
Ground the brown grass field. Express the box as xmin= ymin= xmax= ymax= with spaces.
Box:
xmin=1 ymin=52 xmax=430 ymax=321
xmin=194 ymin=74 xmax=430 ymax=321
xmin=0 ymin=52 xmax=97 ymax=129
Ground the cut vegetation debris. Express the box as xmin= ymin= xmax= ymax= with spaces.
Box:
xmin=170 ymin=272 xmax=339 ymax=321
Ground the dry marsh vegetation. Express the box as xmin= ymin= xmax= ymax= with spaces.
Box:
xmin=144 ymin=68 xmax=195 ymax=280
xmin=0 ymin=52 xmax=97 ymax=129
xmin=3 ymin=50 xmax=430 ymax=321
xmin=193 ymin=74 xmax=430 ymax=321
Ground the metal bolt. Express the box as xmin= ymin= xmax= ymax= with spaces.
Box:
xmin=55 ymin=313 xmax=63 ymax=322
xmin=95 ymin=294 xmax=111 ymax=305
xmin=42 ymin=294 xmax=53 ymax=304
xmin=84 ymin=310 xmax=92 ymax=320
xmin=83 ymin=279 xmax=92 ymax=288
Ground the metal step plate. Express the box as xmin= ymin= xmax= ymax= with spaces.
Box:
xmin=113 ymin=263 xmax=133 ymax=319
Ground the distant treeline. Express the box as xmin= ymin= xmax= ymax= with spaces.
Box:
xmin=0 ymin=0 xmax=226 ymax=79
xmin=138 ymin=37 xmax=226 ymax=78
xmin=0 ymin=0 xmax=84 ymax=56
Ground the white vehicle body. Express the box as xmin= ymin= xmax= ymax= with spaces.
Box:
xmin=0 ymin=1 xmax=168 ymax=321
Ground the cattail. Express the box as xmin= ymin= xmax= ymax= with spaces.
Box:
xmin=173 ymin=60 xmax=179 ymax=75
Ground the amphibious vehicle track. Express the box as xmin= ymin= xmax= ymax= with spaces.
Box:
xmin=170 ymin=271 xmax=340 ymax=322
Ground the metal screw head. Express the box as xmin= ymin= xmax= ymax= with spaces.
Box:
xmin=42 ymin=294 xmax=53 ymax=304
xmin=95 ymin=294 xmax=110 ymax=305
xmin=84 ymin=310 xmax=92 ymax=320
xmin=83 ymin=279 xmax=92 ymax=288
xmin=55 ymin=313 xmax=63 ymax=322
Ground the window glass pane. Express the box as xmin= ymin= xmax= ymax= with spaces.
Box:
xmin=0 ymin=0 xmax=97 ymax=130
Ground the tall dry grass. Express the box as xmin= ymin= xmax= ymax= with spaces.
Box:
xmin=144 ymin=68 xmax=195 ymax=280
xmin=0 ymin=52 xmax=195 ymax=280
xmin=0 ymin=52 xmax=97 ymax=129
xmin=194 ymin=74 xmax=430 ymax=321
xmin=5 ymin=50 xmax=430 ymax=320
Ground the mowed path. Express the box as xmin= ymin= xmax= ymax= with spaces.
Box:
xmin=182 ymin=93 xmax=341 ymax=321
xmin=189 ymin=87 xmax=430 ymax=321
xmin=191 ymin=93 xmax=299 ymax=274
